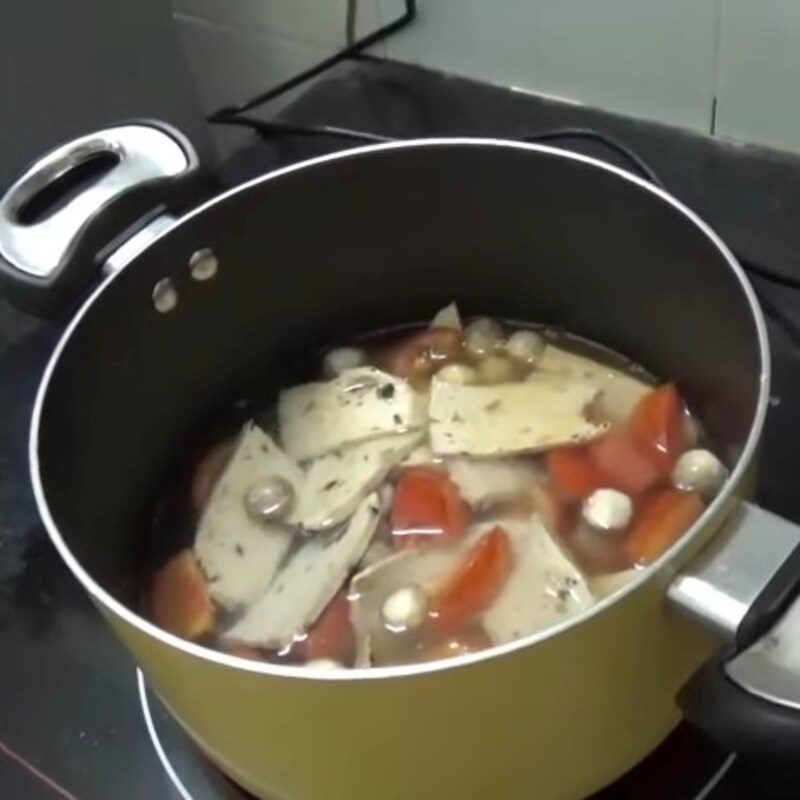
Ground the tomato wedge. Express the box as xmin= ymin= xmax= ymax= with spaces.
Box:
xmin=547 ymin=447 xmax=605 ymax=501
xmin=392 ymin=467 xmax=470 ymax=549
xmin=376 ymin=327 xmax=464 ymax=380
xmin=588 ymin=429 xmax=662 ymax=495
xmin=432 ymin=526 xmax=513 ymax=630
xmin=623 ymin=488 xmax=704 ymax=565
xmin=151 ymin=549 xmax=215 ymax=639
xmin=298 ymin=590 xmax=355 ymax=665
xmin=629 ymin=384 xmax=686 ymax=471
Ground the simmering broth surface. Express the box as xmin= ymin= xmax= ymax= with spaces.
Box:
xmin=144 ymin=307 xmax=726 ymax=669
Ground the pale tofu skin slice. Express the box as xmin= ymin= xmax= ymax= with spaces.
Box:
xmin=535 ymin=344 xmax=651 ymax=426
xmin=430 ymin=301 xmax=462 ymax=330
xmin=446 ymin=457 xmax=542 ymax=507
xmin=194 ymin=423 xmax=297 ymax=610
xmin=224 ymin=493 xmax=383 ymax=649
xmin=279 ymin=367 xmax=428 ymax=461
xmin=482 ymin=516 xmax=594 ymax=645
xmin=349 ymin=546 xmax=467 ymax=667
xmin=299 ymin=431 xmax=423 ymax=529
xmin=429 ymin=374 xmax=606 ymax=456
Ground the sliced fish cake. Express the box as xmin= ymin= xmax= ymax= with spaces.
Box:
xmin=194 ymin=423 xmax=298 ymax=610
xmin=224 ymin=493 xmax=382 ymax=649
xmin=279 ymin=367 xmax=427 ymax=461
xmin=429 ymin=374 xmax=606 ymax=456
xmin=482 ymin=516 xmax=594 ymax=644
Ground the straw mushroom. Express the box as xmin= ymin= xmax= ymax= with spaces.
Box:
xmin=465 ymin=317 xmax=503 ymax=357
xmin=582 ymin=489 xmax=633 ymax=531
xmin=380 ymin=585 xmax=429 ymax=632
xmin=505 ymin=330 xmax=545 ymax=365
xmin=672 ymin=449 xmax=727 ymax=497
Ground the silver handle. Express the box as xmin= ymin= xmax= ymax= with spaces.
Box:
xmin=671 ymin=500 xmax=800 ymax=759
xmin=668 ymin=502 xmax=800 ymax=641
xmin=0 ymin=124 xmax=195 ymax=279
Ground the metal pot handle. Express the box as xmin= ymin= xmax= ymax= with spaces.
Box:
xmin=669 ymin=502 xmax=800 ymax=761
xmin=0 ymin=122 xmax=211 ymax=318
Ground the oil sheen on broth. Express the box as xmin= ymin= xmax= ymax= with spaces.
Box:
xmin=145 ymin=303 xmax=728 ymax=669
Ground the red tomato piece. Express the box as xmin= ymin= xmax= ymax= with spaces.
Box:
xmin=376 ymin=327 xmax=464 ymax=380
xmin=392 ymin=467 xmax=470 ymax=549
xmin=151 ymin=550 xmax=215 ymax=639
xmin=629 ymin=384 xmax=686 ymax=471
xmin=191 ymin=438 xmax=235 ymax=513
xmin=432 ymin=526 xmax=513 ymax=630
xmin=547 ymin=446 xmax=605 ymax=501
xmin=298 ymin=591 xmax=355 ymax=665
xmin=589 ymin=429 xmax=662 ymax=495
xmin=623 ymin=488 xmax=704 ymax=565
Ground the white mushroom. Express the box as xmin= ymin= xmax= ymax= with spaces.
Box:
xmin=582 ymin=489 xmax=633 ymax=531
xmin=380 ymin=585 xmax=429 ymax=632
xmin=505 ymin=330 xmax=545 ymax=365
xmin=244 ymin=476 xmax=295 ymax=522
xmin=437 ymin=363 xmax=478 ymax=385
xmin=322 ymin=347 xmax=366 ymax=377
xmin=465 ymin=317 xmax=503 ymax=357
xmin=477 ymin=356 xmax=516 ymax=384
xmin=672 ymin=449 xmax=727 ymax=497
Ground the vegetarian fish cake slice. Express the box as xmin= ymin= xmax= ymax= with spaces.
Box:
xmin=279 ymin=367 xmax=427 ymax=461
xmin=429 ymin=374 xmax=606 ymax=456
xmin=481 ymin=516 xmax=593 ymax=644
xmin=223 ymin=493 xmax=382 ymax=649
xmin=194 ymin=423 xmax=297 ymax=610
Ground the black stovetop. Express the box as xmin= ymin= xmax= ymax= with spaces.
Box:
xmin=3 ymin=59 xmax=800 ymax=799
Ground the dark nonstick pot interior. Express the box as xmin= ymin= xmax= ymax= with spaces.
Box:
xmin=34 ymin=141 xmax=763 ymax=604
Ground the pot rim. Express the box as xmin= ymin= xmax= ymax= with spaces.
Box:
xmin=29 ymin=137 xmax=770 ymax=681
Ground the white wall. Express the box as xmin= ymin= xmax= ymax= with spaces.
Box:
xmin=172 ymin=0 xmax=800 ymax=154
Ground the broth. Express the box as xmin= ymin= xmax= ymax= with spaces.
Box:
xmin=144 ymin=306 xmax=726 ymax=669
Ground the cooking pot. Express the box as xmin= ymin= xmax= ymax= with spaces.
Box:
xmin=3 ymin=124 xmax=800 ymax=799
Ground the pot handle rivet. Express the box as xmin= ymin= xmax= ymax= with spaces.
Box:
xmin=189 ymin=248 xmax=218 ymax=281
xmin=152 ymin=277 xmax=178 ymax=313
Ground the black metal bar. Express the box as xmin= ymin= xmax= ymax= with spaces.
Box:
xmin=208 ymin=0 xmax=417 ymax=122
xmin=212 ymin=115 xmax=395 ymax=144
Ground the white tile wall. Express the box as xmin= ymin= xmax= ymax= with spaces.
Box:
xmin=715 ymin=0 xmax=800 ymax=153
xmin=173 ymin=0 xmax=380 ymax=48
xmin=174 ymin=12 xmax=335 ymax=112
xmin=171 ymin=0 xmax=800 ymax=154
xmin=172 ymin=1 xmax=385 ymax=112
xmin=380 ymin=0 xmax=719 ymax=133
